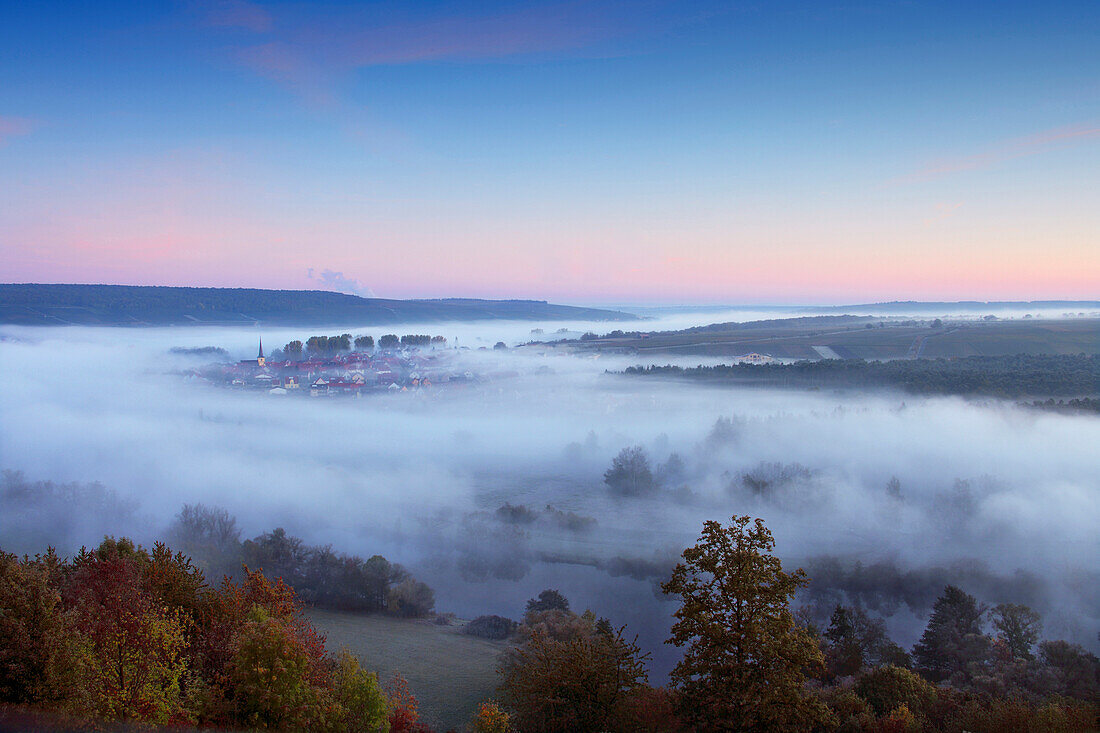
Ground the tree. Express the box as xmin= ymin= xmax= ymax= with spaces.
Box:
xmin=823 ymin=605 xmax=910 ymax=678
xmin=886 ymin=476 xmax=903 ymax=500
xmin=330 ymin=650 xmax=389 ymax=732
xmin=386 ymin=578 xmax=434 ymax=618
xmin=911 ymin=585 xmax=988 ymax=683
xmin=165 ymin=503 xmax=242 ymax=580
xmin=284 ymin=340 xmax=304 ymax=359
xmin=66 ymin=540 xmax=191 ymax=725
xmin=229 ymin=605 xmax=323 ymax=730
xmin=661 ymin=516 xmax=828 ymax=732
xmin=0 ymin=549 xmax=82 ymax=704
xmin=379 ymin=334 xmax=399 ymax=349
xmin=354 ymin=335 xmax=374 ymax=349
xmin=990 ymin=603 xmax=1042 ymax=661
xmin=657 ymin=453 xmax=686 ymax=485
xmin=931 ymin=318 xmax=943 ymax=328
xmin=500 ymin=620 xmax=650 ymax=733
xmin=1037 ymin=640 xmax=1100 ymax=700
xmin=604 ymin=446 xmax=656 ymax=496
xmin=241 ymin=528 xmax=308 ymax=586
xmin=526 ymin=589 xmax=570 ymax=615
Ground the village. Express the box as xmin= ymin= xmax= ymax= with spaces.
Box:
xmin=193 ymin=337 xmax=501 ymax=397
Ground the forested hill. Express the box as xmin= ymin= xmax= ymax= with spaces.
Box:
xmin=622 ymin=354 xmax=1100 ymax=398
xmin=0 ymin=284 xmax=638 ymax=326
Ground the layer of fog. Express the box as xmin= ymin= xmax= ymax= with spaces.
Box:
xmin=1 ymin=320 xmax=1097 ymax=678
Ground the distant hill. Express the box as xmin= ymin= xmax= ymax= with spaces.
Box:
xmin=562 ymin=314 xmax=1100 ymax=359
xmin=620 ymin=300 xmax=1100 ymax=317
xmin=0 ymin=284 xmax=638 ymax=326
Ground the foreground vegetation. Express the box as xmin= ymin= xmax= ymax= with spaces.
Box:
xmin=0 ymin=539 xmax=401 ymax=730
xmin=2 ymin=516 xmax=1097 ymax=731
xmin=623 ymin=354 xmax=1100 ymax=397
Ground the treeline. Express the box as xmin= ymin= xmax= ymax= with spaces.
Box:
xmin=0 ymin=538 xmax=430 ymax=731
xmin=278 ymin=333 xmax=447 ymax=358
xmin=490 ymin=519 xmax=1098 ymax=732
xmin=168 ymin=504 xmax=435 ymax=617
xmin=1020 ymin=397 xmax=1100 ymax=414
xmin=456 ymin=519 xmax=1099 ymax=732
xmin=623 ymin=354 xmax=1100 ymax=397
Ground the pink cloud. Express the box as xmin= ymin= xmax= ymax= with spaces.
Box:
xmin=0 ymin=116 xmax=37 ymax=146
xmin=896 ymin=123 xmax=1100 ymax=184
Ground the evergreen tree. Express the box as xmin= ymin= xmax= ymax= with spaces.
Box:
xmin=912 ymin=585 xmax=988 ymax=683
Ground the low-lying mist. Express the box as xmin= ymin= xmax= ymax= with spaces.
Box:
xmin=1 ymin=319 xmax=1097 ymax=678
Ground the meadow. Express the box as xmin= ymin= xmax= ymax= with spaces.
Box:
xmin=308 ymin=610 xmax=507 ymax=731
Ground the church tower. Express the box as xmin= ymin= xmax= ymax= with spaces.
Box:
xmin=257 ymin=338 xmax=265 ymax=367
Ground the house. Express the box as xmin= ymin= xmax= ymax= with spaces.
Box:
xmin=737 ymin=352 xmax=776 ymax=365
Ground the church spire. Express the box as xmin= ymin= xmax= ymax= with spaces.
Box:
xmin=258 ymin=337 xmax=264 ymax=359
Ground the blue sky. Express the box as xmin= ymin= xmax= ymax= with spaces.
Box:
xmin=1 ymin=0 xmax=1098 ymax=303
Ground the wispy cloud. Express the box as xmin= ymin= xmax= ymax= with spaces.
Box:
xmin=307 ymin=268 xmax=375 ymax=298
xmin=197 ymin=0 xmax=273 ymax=33
xmin=895 ymin=124 xmax=1100 ymax=184
xmin=0 ymin=116 xmax=37 ymax=146
xmin=923 ymin=201 xmax=963 ymax=226
xmin=227 ymin=1 xmax=662 ymax=99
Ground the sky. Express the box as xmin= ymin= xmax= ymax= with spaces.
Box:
xmin=1 ymin=0 xmax=1098 ymax=304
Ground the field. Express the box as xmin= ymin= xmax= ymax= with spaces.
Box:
xmin=564 ymin=317 xmax=1100 ymax=359
xmin=308 ymin=610 xmax=508 ymax=731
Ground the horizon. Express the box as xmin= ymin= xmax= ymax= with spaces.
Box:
xmin=3 ymin=280 xmax=1098 ymax=310
xmin=2 ymin=1 xmax=1099 ymax=301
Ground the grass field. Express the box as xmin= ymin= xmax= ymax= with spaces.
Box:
xmin=308 ymin=609 xmax=508 ymax=731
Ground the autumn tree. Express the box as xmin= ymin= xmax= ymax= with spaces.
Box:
xmin=661 ymin=515 xmax=828 ymax=732
xmin=229 ymin=605 xmax=327 ymax=730
xmin=354 ymin=335 xmax=374 ymax=349
xmin=330 ymin=650 xmax=389 ymax=731
xmin=500 ymin=619 xmax=650 ymax=733
xmin=0 ymin=549 xmax=82 ymax=704
xmin=65 ymin=539 xmax=191 ymax=725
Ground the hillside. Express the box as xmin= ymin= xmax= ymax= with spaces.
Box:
xmin=563 ymin=316 xmax=1100 ymax=359
xmin=0 ymin=284 xmax=638 ymax=326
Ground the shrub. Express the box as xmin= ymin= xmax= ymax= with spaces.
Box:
xmin=495 ymin=503 xmax=538 ymax=525
xmin=463 ymin=615 xmax=518 ymax=641
xmin=470 ymin=700 xmax=511 ymax=733
xmin=854 ymin=665 xmax=936 ymax=717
